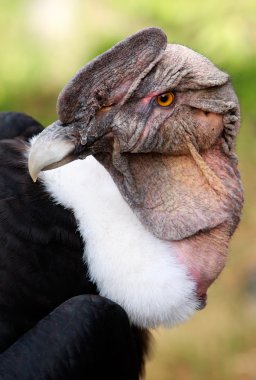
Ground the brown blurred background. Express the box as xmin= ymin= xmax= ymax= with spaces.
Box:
xmin=1 ymin=0 xmax=255 ymax=379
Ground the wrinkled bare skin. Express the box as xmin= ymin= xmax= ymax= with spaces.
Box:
xmin=97 ymin=123 xmax=243 ymax=296
xmin=28 ymin=27 xmax=243 ymax=299
xmin=105 ymin=144 xmax=234 ymax=241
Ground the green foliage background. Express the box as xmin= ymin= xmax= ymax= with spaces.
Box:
xmin=1 ymin=1 xmax=255 ymax=379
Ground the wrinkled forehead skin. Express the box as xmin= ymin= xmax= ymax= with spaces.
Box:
xmin=134 ymin=43 xmax=239 ymax=127
xmin=135 ymin=44 xmax=229 ymax=94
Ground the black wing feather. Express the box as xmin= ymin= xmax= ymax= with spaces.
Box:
xmin=0 ymin=112 xmax=150 ymax=378
xmin=0 ymin=296 xmax=140 ymax=380
xmin=0 ymin=112 xmax=43 ymax=140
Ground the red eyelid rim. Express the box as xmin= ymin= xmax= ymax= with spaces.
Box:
xmin=139 ymin=90 xmax=175 ymax=105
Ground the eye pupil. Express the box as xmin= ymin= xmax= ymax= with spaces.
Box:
xmin=160 ymin=95 xmax=168 ymax=102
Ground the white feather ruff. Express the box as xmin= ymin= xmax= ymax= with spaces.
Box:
xmin=40 ymin=156 xmax=199 ymax=328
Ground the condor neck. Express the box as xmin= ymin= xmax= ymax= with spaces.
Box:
xmin=40 ymin=156 xmax=198 ymax=328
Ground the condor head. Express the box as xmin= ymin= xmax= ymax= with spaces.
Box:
xmin=28 ymin=28 xmax=243 ymax=327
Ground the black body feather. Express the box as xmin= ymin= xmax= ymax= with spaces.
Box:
xmin=0 ymin=112 xmax=150 ymax=379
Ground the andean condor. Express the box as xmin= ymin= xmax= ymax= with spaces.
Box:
xmin=0 ymin=28 xmax=243 ymax=379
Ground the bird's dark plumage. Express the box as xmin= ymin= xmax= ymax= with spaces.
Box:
xmin=0 ymin=112 xmax=43 ymax=141
xmin=0 ymin=112 xmax=150 ymax=379
xmin=0 ymin=296 xmax=142 ymax=380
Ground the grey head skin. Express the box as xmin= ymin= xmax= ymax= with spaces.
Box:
xmin=29 ymin=27 xmax=243 ymax=302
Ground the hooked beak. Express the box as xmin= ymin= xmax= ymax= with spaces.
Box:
xmin=28 ymin=122 xmax=77 ymax=182
xmin=28 ymin=120 xmax=114 ymax=182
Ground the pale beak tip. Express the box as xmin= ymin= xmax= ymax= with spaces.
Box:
xmin=28 ymin=154 xmax=39 ymax=183
xmin=28 ymin=167 xmax=39 ymax=183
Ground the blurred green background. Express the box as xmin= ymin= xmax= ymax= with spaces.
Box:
xmin=1 ymin=0 xmax=255 ymax=379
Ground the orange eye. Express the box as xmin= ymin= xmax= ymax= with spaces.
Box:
xmin=156 ymin=92 xmax=174 ymax=107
